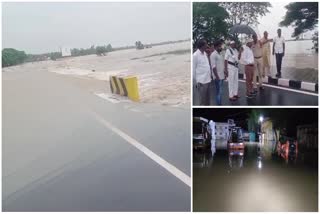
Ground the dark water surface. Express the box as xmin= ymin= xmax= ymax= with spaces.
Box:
xmin=193 ymin=139 xmax=318 ymax=212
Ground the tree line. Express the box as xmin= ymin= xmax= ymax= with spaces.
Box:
xmin=2 ymin=38 xmax=190 ymax=68
xmin=193 ymin=2 xmax=318 ymax=52
xmin=193 ymin=2 xmax=272 ymax=47
xmin=2 ymin=43 xmax=113 ymax=68
xmin=2 ymin=48 xmax=28 ymax=67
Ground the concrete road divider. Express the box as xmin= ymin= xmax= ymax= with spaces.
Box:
xmin=110 ymin=75 xmax=140 ymax=101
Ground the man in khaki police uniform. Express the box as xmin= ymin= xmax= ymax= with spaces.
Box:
xmin=252 ymin=34 xmax=264 ymax=90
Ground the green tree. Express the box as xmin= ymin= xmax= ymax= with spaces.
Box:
xmin=106 ymin=44 xmax=113 ymax=52
xmin=135 ymin=41 xmax=144 ymax=49
xmin=247 ymin=109 xmax=260 ymax=132
xmin=71 ymin=48 xmax=81 ymax=56
xmin=193 ymin=2 xmax=230 ymax=47
xmin=312 ymin=31 xmax=318 ymax=53
xmin=96 ymin=46 xmax=107 ymax=56
xmin=49 ymin=52 xmax=62 ymax=60
xmin=280 ymin=2 xmax=318 ymax=37
xmin=2 ymin=48 xmax=27 ymax=67
xmin=219 ymin=2 xmax=272 ymax=26
xmin=79 ymin=48 xmax=86 ymax=56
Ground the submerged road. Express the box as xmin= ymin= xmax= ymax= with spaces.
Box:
xmin=3 ymin=71 xmax=191 ymax=211
xmin=193 ymin=81 xmax=318 ymax=106
xmin=193 ymin=139 xmax=318 ymax=212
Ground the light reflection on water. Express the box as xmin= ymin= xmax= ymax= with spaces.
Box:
xmin=193 ymin=138 xmax=299 ymax=169
xmin=193 ymin=138 xmax=318 ymax=212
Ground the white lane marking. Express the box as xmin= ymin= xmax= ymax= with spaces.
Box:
xmin=238 ymin=79 xmax=318 ymax=96
xmin=91 ymin=111 xmax=191 ymax=187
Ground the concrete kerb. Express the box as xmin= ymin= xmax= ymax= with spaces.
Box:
xmin=238 ymin=73 xmax=318 ymax=93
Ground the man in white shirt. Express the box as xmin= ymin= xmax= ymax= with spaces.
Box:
xmin=193 ymin=39 xmax=211 ymax=105
xmin=224 ymin=41 xmax=239 ymax=101
xmin=210 ymin=40 xmax=225 ymax=105
xmin=273 ymin=28 xmax=285 ymax=78
xmin=240 ymin=38 xmax=256 ymax=99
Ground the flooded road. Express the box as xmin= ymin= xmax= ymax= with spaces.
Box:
xmin=193 ymin=139 xmax=318 ymax=212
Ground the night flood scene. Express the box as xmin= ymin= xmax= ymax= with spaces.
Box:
xmin=193 ymin=108 xmax=318 ymax=212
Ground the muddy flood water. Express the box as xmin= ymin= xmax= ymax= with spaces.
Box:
xmin=193 ymin=139 xmax=318 ymax=212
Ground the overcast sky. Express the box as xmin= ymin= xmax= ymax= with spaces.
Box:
xmin=257 ymin=1 xmax=314 ymax=39
xmin=2 ymin=2 xmax=191 ymax=54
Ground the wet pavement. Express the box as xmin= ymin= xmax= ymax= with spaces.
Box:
xmin=3 ymin=71 xmax=191 ymax=211
xmin=193 ymin=81 xmax=318 ymax=106
xmin=193 ymin=139 xmax=318 ymax=212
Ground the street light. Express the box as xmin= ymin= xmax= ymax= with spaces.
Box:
xmin=259 ymin=116 xmax=263 ymax=123
xmin=259 ymin=116 xmax=263 ymax=144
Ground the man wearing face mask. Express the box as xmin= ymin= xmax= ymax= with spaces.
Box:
xmin=210 ymin=40 xmax=225 ymax=105
xmin=224 ymin=40 xmax=239 ymax=101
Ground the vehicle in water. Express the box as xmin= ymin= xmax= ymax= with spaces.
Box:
xmin=228 ymin=127 xmax=244 ymax=150
xmin=193 ymin=117 xmax=211 ymax=150
xmin=276 ymin=136 xmax=298 ymax=162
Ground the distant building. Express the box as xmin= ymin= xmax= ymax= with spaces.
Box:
xmin=260 ymin=118 xmax=277 ymax=155
xmin=61 ymin=47 xmax=71 ymax=57
xmin=297 ymin=124 xmax=318 ymax=149
xmin=261 ymin=118 xmax=276 ymax=142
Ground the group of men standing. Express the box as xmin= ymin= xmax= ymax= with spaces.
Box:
xmin=193 ymin=29 xmax=286 ymax=105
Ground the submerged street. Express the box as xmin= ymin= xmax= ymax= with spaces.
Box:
xmin=193 ymin=139 xmax=318 ymax=212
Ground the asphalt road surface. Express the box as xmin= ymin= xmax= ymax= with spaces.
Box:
xmin=3 ymin=71 xmax=191 ymax=211
xmin=193 ymin=81 xmax=318 ymax=106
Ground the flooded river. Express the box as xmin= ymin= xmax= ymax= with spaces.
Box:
xmin=193 ymin=139 xmax=318 ymax=212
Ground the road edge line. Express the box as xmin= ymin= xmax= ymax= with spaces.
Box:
xmin=91 ymin=111 xmax=191 ymax=188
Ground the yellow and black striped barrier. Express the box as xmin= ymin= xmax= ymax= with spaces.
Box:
xmin=110 ymin=75 xmax=140 ymax=101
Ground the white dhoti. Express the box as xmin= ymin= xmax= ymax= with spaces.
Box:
xmin=227 ymin=65 xmax=239 ymax=98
